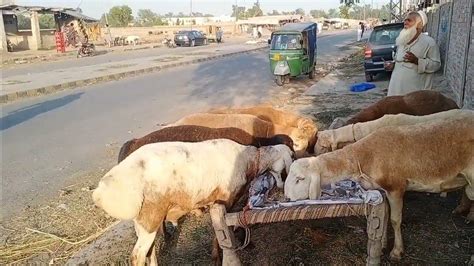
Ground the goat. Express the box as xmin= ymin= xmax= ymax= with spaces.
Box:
xmin=285 ymin=115 xmax=474 ymax=261
xmin=329 ymin=90 xmax=458 ymax=129
xmin=93 ymin=139 xmax=293 ymax=265
xmin=170 ymin=113 xmax=310 ymax=158
xmin=118 ymin=125 xmax=294 ymax=163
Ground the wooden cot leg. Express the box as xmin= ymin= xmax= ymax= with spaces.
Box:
xmin=366 ymin=201 xmax=388 ymax=266
xmin=210 ymin=204 xmax=242 ymax=266
xmin=381 ymin=201 xmax=389 ymax=249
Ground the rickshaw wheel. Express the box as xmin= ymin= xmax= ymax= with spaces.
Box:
xmin=275 ymin=75 xmax=284 ymax=86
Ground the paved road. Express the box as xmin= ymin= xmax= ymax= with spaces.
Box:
xmin=0 ymin=30 xmax=357 ymax=220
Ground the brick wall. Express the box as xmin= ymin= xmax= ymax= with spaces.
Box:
xmin=437 ymin=2 xmax=452 ymax=68
xmin=445 ymin=0 xmax=473 ymax=107
xmin=463 ymin=12 xmax=474 ymax=109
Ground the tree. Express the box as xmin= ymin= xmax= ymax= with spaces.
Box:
xmin=268 ymin=10 xmax=280 ymax=16
xmin=16 ymin=14 xmax=31 ymax=29
xmin=108 ymin=5 xmax=133 ymax=27
xmin=295 ymin=8 xmax=305 ymax=15
xmin=231 ymin=5 xmax=246 ymax=19
xmin=136 ymin=9 xmax=166 ymax=26
xmin=339 ymin=5 xmax=350 ymax=19
xmin=340 ymin=0 xmax=360 ymax=6
xmin=328 ymin=8 xmax=339 ymax=18
xmin=246 ymin=1 xmax=263 ymax=17
xmin=310 ymin=9 xmax=327 ymax=18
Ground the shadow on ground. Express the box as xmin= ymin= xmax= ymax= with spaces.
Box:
xmin=0 ymin=92 xmax=83 ymax=131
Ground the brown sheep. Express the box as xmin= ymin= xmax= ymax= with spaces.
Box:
xmin=170 ymin=113 xmax=310 ymax=158
xmin=330 ymin=90 xmax=458 ymax=129
xmin=286 ymin=113 xmax=474 ymax=261
xmin=118 ymin=125 xmax=294 ymax=163
xmin=209 ymin=104 xmax=318 ymax=154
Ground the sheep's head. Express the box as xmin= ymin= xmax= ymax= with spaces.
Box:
xmin=284 ymin=158 xmax=321 ymax=201
xmin=264 ymin=144 xmax=294 ymax=188
xmin=118 ymin=139 xmax=137 ymax=163
xmin=270 ymin=134 xmax=295 ymax=152
xmin=288 ymin=128 xmax=310 ymax=158
xmin=314 ymin=130 xmax=335 ymax=155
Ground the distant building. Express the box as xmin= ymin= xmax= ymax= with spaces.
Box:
xmin=164 ymin=15 xmax=235 ymax=26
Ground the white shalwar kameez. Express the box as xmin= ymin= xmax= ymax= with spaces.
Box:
xmin=387 ymin=33 xmax=441 ymax=96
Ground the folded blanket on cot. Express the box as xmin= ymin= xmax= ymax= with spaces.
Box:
xmin=248 ymin=172 xmax=383 ymax=210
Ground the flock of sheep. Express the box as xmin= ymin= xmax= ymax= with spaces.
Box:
xmin=92 ymin=90 xmax=473 ymax=265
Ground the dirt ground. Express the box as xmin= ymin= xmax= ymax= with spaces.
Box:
xmin=1 ymin=45 xmax=473 ymax=265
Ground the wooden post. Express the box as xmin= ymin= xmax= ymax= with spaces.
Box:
xmin=210 ymin=204 xmax=242 ymax=266
xmin=366 ymin=201 xmax=388 ymax=266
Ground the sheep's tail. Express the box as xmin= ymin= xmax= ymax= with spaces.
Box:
xmin=92 ymin=171 xmax=144 ymax=220
xmin=118 ymin=139 xmax=135 ymax=163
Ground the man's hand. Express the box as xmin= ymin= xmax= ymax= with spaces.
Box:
xmin=403 ymin=52 xmax=419 ymax=65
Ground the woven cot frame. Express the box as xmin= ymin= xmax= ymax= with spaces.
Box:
xmin=210 ymin=200 xmax=389 ymax=266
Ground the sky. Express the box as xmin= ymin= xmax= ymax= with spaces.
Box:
xmin=15 ymin=0 xmax=390 ymax=19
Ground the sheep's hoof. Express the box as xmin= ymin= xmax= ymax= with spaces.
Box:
xmin=467 ymin=211 xmax=474 ymax=223
xmin=453 ymin=204 xmax=470 ymax=215
xmin=389 ymin=249 xmax=403 ymax=261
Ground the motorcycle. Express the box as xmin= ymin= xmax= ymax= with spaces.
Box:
xmin=162 ymin=38 xmax=176 ymax=48
xmin=77 ymin=43 xmax=95 ymax=58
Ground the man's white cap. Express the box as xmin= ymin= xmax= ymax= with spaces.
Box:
xmin=418 ymin=10 xmax=428 ymax=27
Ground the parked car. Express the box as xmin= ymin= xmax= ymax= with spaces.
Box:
xmin=322 ymin=23 xmax=330 ymax=30
xmin=333 ymin=22 xmax=342 ymax=29
xmin=364 ymin=22 xmax=404 ymax=82
xmin=174 ymin=30 xmax=208 ymax=47
xmin=342 ymin=22 xmax=350 ymax=29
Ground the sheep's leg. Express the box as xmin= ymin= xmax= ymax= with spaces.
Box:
xmin=271 ymin=171 xmax=284 ymax=188
xmin=467 ymin=201 xmax=474 ymax=222
xmin=453 ymin=191 xmax=471 ymax=215
xmin=132 ymin=220 xmax=158 ymax=266
xmin=386 ymin=191 xmax=404 ymax=261
xmin=147 ymin=242 xmax=158 ymax=266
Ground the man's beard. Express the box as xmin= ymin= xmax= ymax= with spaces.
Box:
xmin=396 ymin=26 xmax=418 ymax=46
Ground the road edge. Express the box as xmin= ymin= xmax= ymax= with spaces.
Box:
xmin=0 ymin=46 xmax=267 ymax=104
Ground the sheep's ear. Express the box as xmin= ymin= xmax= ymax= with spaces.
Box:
xmin=309 ymin=174 xmax=321 ymax=200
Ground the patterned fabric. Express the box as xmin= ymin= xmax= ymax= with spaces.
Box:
xmin=237 ymin=203 xmax=371 ymax=226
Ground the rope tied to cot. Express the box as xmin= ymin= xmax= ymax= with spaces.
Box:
xmin=234 ymin=205 xmax=251 ymax=250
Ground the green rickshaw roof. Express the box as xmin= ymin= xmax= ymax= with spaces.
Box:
xmin=274 ymin=22 xmax=317 ymax=33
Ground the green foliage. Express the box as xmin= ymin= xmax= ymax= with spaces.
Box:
xmin=136 ymin=9 xmax=167 ymax=26
xmin=310 ymin=9 xmax=328 ymax=18
xmin=339 ymin=5 xmax=350 ymax=19
xmin=327 ymin=8 xmax=339 ymax=18
xmin=108 ymin=5 xmax=133 ymax=27
xmin=39 ymin=14 xmax=55 ymax=29
xmin=16 ymin=14 xmax=31 ymax=30
xmin=295 ymin=8 xmax=305 ymax=15
xmin=15 ymin=13 xmax=55 ymax=30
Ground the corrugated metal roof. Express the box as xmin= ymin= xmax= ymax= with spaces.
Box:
xmin=0 ymin=4 xmax=98 ymax=22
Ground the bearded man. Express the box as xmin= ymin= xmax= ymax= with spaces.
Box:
xmin=386 ymin=11 xmax=441 ymax=96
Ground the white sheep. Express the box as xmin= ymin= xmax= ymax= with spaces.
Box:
xmin=93 ymin=139 xmax=293 ymax=265
xmin=285 ymin=115 xmax=474 ymax=261
xmin=315 ymin=109 xmax=471 ymax=154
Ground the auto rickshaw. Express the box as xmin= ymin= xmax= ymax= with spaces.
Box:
xmin=268 ymin=22 xmax=318 ymax=86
